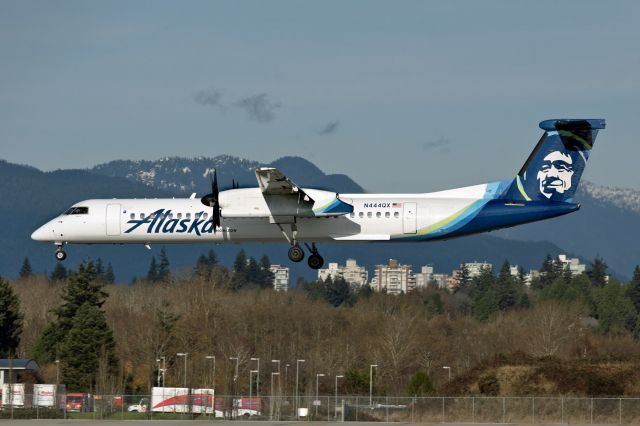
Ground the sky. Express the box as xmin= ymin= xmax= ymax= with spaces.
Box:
xmin=1 ymin=0 xmax=639 ymax=193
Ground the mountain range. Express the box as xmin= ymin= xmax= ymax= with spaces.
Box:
xmin=1 ymin=156 xmax=637 ymax=282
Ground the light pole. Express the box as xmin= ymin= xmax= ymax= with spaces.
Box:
xmin=270 ymin=372 xmax=280 ymax=420
xmin=157 ymin=356 xmax=166 ymax=387
xmin=205 ymin=355 xmax=216 ymax=388
xmin=177 ymin=353 xmax=188 ymax=388
xmin=55 ymin=360 xmax=60 ymax=386
xmin=315 ymin=373 xmax=325 ymax=416
xmin=156 ymin=358 xmax=162 ymax=386
xmin=271 ymin=360 xmax=281 ymax=395
xmin=285 ymin=364 xmax=290 ymax=395
xmin=369 ymin=364 xmax=378 ymax=407
xmin=229 ymin=357 xmax=239 ymax=383
xmin=251 ymin=358 xmax=260 ymax=398
xmin=295 ymin=359 xmax=305 ymax=419
xmin=249 ymin=370 xmax=258 ymax=401
xmin=335 ymin=375 xmax=344 ymax=419
xmin=443 ymin=366 xmax=451 ymax=383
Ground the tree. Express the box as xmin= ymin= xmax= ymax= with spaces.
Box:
xmin=19 ymin=257 xmax=32 ymax=279
xmin=406 ymin=371 xmax=434 ymax=396
xmin=33 ymin=261 xmax=107 ymax=362
xmin=50 ymin=263 xmax=68 ymax=282
xmin=588 ymin=257 xmax=608 ymax=287
xmin=258 ymin=255 xmax=274 ymax=288
xmin=474 ymin=288 xmax=499 ymax=321
xmin=157 ymin=247 xmax=171 ymax=282
xmin=95 ymin=258 xmax=105 ymax=280
xmin=229 ymin=249 xmax=248 ymax=291
xmin=539 ymin=254 xmax=558 ymax=288
xmin=455 ymin=264 xmax=472 ymax=293
xmin=147 ymin=256 xmax=159 ymax=282
xmin=324 ymin=276 xmax=353 ymax=307
xmin=628 ymin=266 xmax=640 ymax=311
xmin=495 ymin=261 xmax=517 ymax=311
xmin=59 ymin=302 xmax=118 ymax=391
xmin=0 ymin=277 xmax=23 ymax=357
xmin=104 ymin=263 xmax=115 ymax=284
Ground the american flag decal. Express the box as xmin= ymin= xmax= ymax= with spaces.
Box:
xmin=392 ymin=203 xmax=402 ymax=208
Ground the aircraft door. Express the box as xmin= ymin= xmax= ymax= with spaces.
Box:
xmin=403 ymin=202 xmax=417 ymax=234
xmin=106 ymin=204 xmax=121 ymax=236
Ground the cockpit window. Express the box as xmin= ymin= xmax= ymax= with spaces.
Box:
xmin=64 ymin=207 xmax=89 ymax=215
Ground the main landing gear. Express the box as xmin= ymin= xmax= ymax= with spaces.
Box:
xmin=287 ymin=242 xmax=324 ymax=270
xmin=55 ymin=244 xmax=67 ymax=261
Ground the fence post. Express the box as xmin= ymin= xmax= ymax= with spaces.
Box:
xmin=591 ymin=397 xmax=593 ymax=424
xmin=442 ymin=397 xmax=445 ymax=423
xmin=531 ymin=397 xmax=535 ymax=424
xmin=472 ymin=397 xmax=475 ymax=423
xmin=619 ymin=397 xmax=622 ymax=425
xmin=386 ymin=396 xmax=389 ymax=422
xmin=355 ymin=396 xmax=358 ymax=422
xmin=411 ymin=397 xmax=415 ymax=423
xmin=502 ymin=397 xmax=506 ymax=424
xmin=561 ymin=397 xmax=564 ymax=424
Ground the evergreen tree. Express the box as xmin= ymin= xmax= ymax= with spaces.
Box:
xmin=104 ymin=263 xmax=115 ymax=284
xmin=229 ymin=249 xmax=248 ymax=291
xmin=455 ymin=264 xmax=472 ymax=293
xmin=33 ymin=261 xmax=107 ymax=362
xmin=157 ymin=247 xmax=171 ymax=282
xmin=588 ymin=257 xmax=608 ymax=287
xmin=206 ymin=249 xmax=217 ymax=266
xmin=258 ymin=255 xmax=274 ymax=288
xmin=95 ymin=258 xmax=105 ymax=280
xmin=406 ymin=371 xmax=434 ymax=396
xmin=147 ymin=256 xmax=159 ymax=282
xmin=19 ymin=257 xmax=33 ymax=279
xmin=539 ymin=254 xmax=557 ymax=288
xmin=325 ymin=276 xmax=353 ymax=307
xmin=495 ymin=261 xmax=517 ymax=311
xmin=628 ymin=266 xmax=640 ymax=311
xmin=50 ymin=263 xmax=68 ymax=282
xmin=246 ymin=257 xmax=260 ymax=285
xmin=59 ymin=302 xmax=118 ymax=392
xmin=593 ymin=280 xmax=636 ymax=333
xmin=474 ymin=288 xmax=499 ymax=321
xmin=562 ymin=264 xmax=574 ymax=283
xmin=0 ymin=277 xmax=23 ymax=357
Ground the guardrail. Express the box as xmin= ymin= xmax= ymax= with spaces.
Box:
xmin=1 ymin=394 xmax=639 ymax=423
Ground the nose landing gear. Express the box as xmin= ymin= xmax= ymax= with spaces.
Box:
xmin=55 ymin=244 xmax=67 ymax=261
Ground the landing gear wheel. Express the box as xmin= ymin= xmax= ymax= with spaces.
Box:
xmin=288 ymin=245 xmax=305 ymax=262
xmin=308 ymin=254 xmax=324 ymax=270
xmin=55 ymin=249 xmax=67 ymax=261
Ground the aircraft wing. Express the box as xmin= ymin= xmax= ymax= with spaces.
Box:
xmin=255 ymin=167 xmax=313 ymax=202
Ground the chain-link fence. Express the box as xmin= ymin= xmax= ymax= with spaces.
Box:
xmin=3 ymin=394 xmax=640 ymax=422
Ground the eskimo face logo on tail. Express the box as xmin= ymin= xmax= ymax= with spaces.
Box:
xmin=125 ymin=209 xmax=216 ymax=236
xmin=536 ymin=151 xmax=575 ymax=199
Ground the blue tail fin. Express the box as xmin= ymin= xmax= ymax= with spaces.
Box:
xmin=503 ymin=119 xmax=605 ymax=203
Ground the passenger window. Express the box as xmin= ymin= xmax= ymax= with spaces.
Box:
xmin=140 ymin=213 xmax=146 ymax=219
xmin=385 ymin=212 xmax=390 ymax=218
xmin=376 ymin=212 xmax=381 ymax=218
xmin=177 ymin=213 xmax=182 ymax=219
xmin=367 ymin=212 xmax=372 ymax=218
xmin=203 ymin=212 xmax=208 ymax=219
xmin=350 ymin=213 xmax=355 ymax=218
xmin=130 ymin=213 xmax=135 ymax=219
xmin=186 ymin=213 xmax=191 ymax=219
xmin=394 ymin=212 xmax=400 ymax=218
xmin=359 ymin=212 xmax=364 ymax=218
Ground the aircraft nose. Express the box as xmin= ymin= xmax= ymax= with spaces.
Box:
xmin=31 ymin=224 xmax=52 ymax=241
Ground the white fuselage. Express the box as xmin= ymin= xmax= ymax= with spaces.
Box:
xmin=31 ymin=184 xmax=495 ymax=245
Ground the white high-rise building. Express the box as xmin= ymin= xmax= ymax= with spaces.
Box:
xmin=414 ymin=265 xmax=435 ymax=289
xmin=460 ymin=261 xmax=492 ymax=277
xmin=269 ymin=265 xmax=290 ymax=292
xmin=373 ymin=259 xmax=414 ymax=294
xmin=557 ymin=254 xmax=587 ymax=275
xmin=317 ymin=259 xmax=368 ymax=287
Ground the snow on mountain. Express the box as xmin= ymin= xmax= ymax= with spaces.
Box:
xmin=579 ymin=181 xmax=640 ymax=215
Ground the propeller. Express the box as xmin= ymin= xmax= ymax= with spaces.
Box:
xmin=200 ymin=170 xmax=221 ymax=232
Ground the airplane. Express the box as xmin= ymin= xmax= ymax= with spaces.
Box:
xmin=32 ymin=118 xmax=605 ymax=270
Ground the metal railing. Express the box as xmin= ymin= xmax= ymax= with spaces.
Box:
xmin=2 ymin=394 xmax=640 ymax=423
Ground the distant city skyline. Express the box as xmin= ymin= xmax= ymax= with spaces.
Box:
xmin=1 ymin=1 xmax=638 ymax=192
